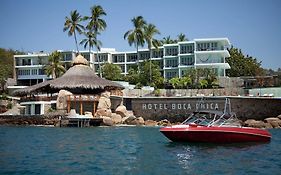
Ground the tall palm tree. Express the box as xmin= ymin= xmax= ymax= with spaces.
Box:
xmin=177 ymin=33 xmax=188 ymax=42
xmin=63 ymin=10 xmax=84 ymax=53
xmin=80 ymin=30 xmax=102 ymax=68
xmin=161 ymin=36 xmax=176 ymax=44
xmin=124 ymin=16 xmax=147 ymax=72
xmin=144 ymin=23 xmax=160 ymax=83
xmin=84 ymin=5 xmax=107 ymax=77
xmin=44 ymin=51 xmax=66 ymax=79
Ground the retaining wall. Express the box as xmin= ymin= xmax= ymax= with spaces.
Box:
xmin=129 ymin=97 xmax=281 ymax=122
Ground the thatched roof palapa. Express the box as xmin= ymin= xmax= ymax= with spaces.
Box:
xmin=13 ymin=54 xmax=124 ymax=96
xmin=13 ymin=80 xmax=53 ymax=96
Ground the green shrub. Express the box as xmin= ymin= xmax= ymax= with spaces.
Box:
xmin=154 ymin=89 xmax=161 ymax=96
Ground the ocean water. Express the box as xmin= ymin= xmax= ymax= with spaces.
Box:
xmin=0 ymin=126 xmax=280 ymax=175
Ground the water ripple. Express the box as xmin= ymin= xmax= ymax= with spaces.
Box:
xmin=0 ymin=126 xmax=280 ymax=175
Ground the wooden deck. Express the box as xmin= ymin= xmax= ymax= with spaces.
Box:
xmin=59 ymin=118 xmax=103 ymax=127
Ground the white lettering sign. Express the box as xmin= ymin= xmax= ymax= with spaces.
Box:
xmin=141 ymin=102 xmax=219 ymax=111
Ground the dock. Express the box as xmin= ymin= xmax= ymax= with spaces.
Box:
xmin=59 ymin=117 xmax=103 ymax=127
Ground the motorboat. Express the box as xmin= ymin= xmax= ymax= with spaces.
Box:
xmin=160 ymin=98 xmax=271 ymax=143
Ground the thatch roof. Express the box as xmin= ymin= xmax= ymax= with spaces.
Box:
xmin=49 ymin=64 xmax=124 ymax=91
xmin=13 ymin=80 xmax=53 ymax=96
xmin=13 ymin=55 xmax=124 ymax=96
xmin=72 ymin=54 xmax=89 ymax=66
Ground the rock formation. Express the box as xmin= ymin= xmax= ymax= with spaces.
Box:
xmin=56 ymin=90 xmax=73 ymax=110
xmin=95 ymin=91 xmax=112 ymax=117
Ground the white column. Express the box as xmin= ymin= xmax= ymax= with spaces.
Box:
xmin=31 ymin=104 xmax=35 ymax=115
xmin=41 ymin=103 xmax=45 ymax=115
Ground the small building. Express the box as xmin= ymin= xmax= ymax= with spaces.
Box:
xmin=13 ymin=55 xmax=124 ymax=115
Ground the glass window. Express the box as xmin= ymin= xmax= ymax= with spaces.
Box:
xmin=35 ymin=104 xmax=41 ymax=115
xmin=31 ymin=69 xmax=37 ymax=75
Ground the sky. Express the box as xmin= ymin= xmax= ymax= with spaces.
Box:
xmin=0 ymin=0 xmax=281 ymax=70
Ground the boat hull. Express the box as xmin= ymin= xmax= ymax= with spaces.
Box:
xmin=160 ymin=126 xmax=271 ymax=143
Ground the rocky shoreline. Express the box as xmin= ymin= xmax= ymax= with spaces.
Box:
xmin=1 ymin=113 xmax=281 ymax=129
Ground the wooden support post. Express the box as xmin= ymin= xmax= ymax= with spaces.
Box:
xmin=67 ymin=95 xmax=71 ymax=113
xmin=93 ymin=101 xmax=96 ymax=116
xmin=80 ymin=95 xmax=83 ymax=115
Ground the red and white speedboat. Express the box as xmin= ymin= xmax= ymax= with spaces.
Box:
xmin=160 ymin=99 xmax=271 ymax=143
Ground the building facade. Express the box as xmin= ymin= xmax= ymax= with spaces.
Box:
xmin=14 ymin=38 xmax=231 ymax=86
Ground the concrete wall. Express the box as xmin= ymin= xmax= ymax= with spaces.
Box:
xmin=130 ymin=97 xmax=281 ymax=122
xmin=122 ymin=88 xmax=245 ymax=97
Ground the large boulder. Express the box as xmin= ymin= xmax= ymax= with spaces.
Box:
xmin=264 ymin=117 xmax=281 ymax=128
xmin=101 ymin=116 xmax=114 ymax=126
xmin=95 ymin=108 xmax=112 ymax=118
xmin=244 ymin=119 xmax=266 ymax=128
xmin=130 ymin=117 xmax=145 ymax=126
xmin=56 ymin=90 xmax=73 ymax=110
xmin=144 ymin=120 xmax=158 ymax=126
xmin=97 ymin=91 xmax=111 ymax=110
xmin=157 ymin=119 xmax=171 ymax=126
xmin=122 ymin=116 xmax=136 ymax=125
xmin=111 ymin=113 xmax=122 ymax=124
xmin=115 ymin=105 xmax=127 ymax=118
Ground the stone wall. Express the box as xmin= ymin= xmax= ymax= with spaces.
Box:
xmin=130 ymin=97 xmax=281 ymax=122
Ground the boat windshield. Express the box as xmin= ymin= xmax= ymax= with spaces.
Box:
xmin=181 ymin=98 xmax=241 ymax=127
xmin=210 ymin=113 xmax=241 ymax=127
xmin=182 ymin=112 xmax=220 ymax=126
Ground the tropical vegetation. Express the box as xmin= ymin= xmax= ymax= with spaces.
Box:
xmin=83 ymin=5 xmax=107 ymax=77
xmin=124 ymin=16 xmax=147 ymax=72
xmin=124 ymin=60 xmax=164 ymax=89
xmin=168 ymin=68 xmax=218 ymax=89
xmin=226 ymin=47 xmax=265 ymax=77
xmin=63 ymin=10 xmax=84 ymax=53
xmin=44 ymin=51 xmax=66 ymax=79
xmin=102 ymin=63 xmax=123 ymax=81
xmin=0 ymin=48 xmax=24 ymax=94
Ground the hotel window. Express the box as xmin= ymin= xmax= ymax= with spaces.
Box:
xmin=154 ymin=49 xmax=164 ymax=58
xmin=118 ymin=55 xmax=125 ymax=62
xmin=180 ymin=45 xmax=187 ymax=54
xmin=166 ymin=59 xmax=178 ymax=67
xmin=113 ymin=55 xmax=117 ymax=63
xmin=166 ymin=71 xmax=177 ymax=79
xmin=18 ymin=69 xmax=30 ymax=75
xmin=127 ymin=54 xmax=137 ymax=62
xmin=35 ymin=104 xmax=41 ymax=115
xmin=64 ymin=53 xmax=73 ymax=61
xmin=22 ymin=59 xmax=31 ymax=66
xmin=31 ymin=69 xmax=38 ymax=75
xmin=166 ymin=47 xmax=178 ymax=56
xmin=211 ymin=42 xmax=218 ymax=50
xmin=38 ymin=69 xmax=45 ymax=75
xmin=25 ymin=105 xmax=31 ymax=115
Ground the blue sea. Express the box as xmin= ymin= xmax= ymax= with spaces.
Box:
xmin=0 ymin=126 xmax=280 ymax=175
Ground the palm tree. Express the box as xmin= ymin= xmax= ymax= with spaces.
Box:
xmin=161 ymin=36 xmax=176 ymax=44
xmin=144 ymin=23 xmax=160 ymax=83
xmin=63 ymin=10 xmax=84 ymax=53
xmin=44 ymin=51 xmax=66 ymax=79
xmin=80 ymin=30 xmax=102 ymax=69
xmin=124 ymin=16 xmax=147 ymax=72
xmin=84 ymin=5 xmax=107 ymax=77
xmin=177 ymin=33 xmax=188 ymax=42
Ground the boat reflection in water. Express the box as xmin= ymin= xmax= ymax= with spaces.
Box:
xmin=160 ymin=98 xmax=271 ymax=143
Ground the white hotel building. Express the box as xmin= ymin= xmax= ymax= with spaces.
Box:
xmin=14 ymin=38 xmax=231 ymax=86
